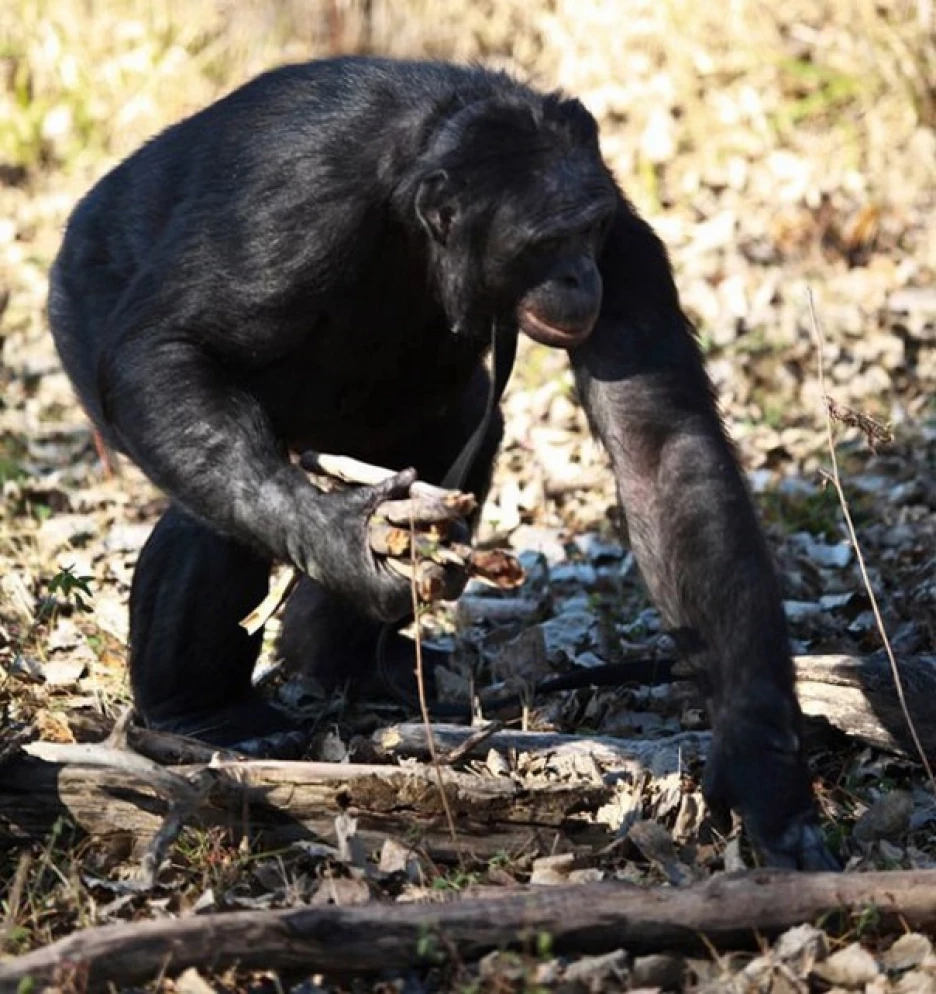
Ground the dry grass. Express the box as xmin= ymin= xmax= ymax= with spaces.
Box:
xmin=1 ymin=0 xmax=932 ymax=203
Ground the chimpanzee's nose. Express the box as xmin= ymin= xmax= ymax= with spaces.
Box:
xmin=558 ymin=266 xmax=581 ymax=289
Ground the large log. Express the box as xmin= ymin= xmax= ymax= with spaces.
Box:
xmin=418 ymin=653 xmax=936 ymax=760
xmin=370 ymin=653 xmax=936 ymax=763
xmin=0 ymin=754 xmax=613 ymax=860
xmin=794 ymin=653 xmax=936 ymax=757
xmin=3 ymin=870 xmax=936 ymax=991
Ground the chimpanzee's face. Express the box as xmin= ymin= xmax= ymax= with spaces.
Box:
xmin=414 ymin=102 xmax=617 ymax=346
xmin=493 ymin=189 xmax=614 ymax=349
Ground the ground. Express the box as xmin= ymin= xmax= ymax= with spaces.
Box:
xmin=0 ymin=1 xmax=934 ymax=991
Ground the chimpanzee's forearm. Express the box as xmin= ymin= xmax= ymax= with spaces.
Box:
xmin=571 ymin=318 xmax=798 ymax=726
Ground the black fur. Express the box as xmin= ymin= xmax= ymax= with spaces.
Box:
xmin=49 ymin=57 xmax=834 ymax=868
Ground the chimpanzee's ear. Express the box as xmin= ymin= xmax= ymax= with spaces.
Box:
xmin=415 ymin=170 xmax=457 ymax=246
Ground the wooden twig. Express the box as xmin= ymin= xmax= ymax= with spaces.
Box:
xmin=408 ymin=506 xmax=461 ymax=856
xmin=22 ymin=742 xmax=199 ymax=806
xmin=22 ymin=740 xmax=218 ymax=888
xmin=301 ymin=452 xmax=475 ymax=511
xmin=5 ymin=870 xmax=936 ymax=989
xmin=385 ymin=557 xmax=464 ymax=602
xmin=440 ymin=721 xmax=506 ymax=765
xmin=240 ymin=569 xmax=300 ymax=636
xmin=807 ymin=289 xmax=936 ymax=792
xmin=378 ymin=494 xmax=477 ymax=525
xmin=139 ymin=769 xmax=217 ymax=889
xmin=367 ymin=519 xmax=429 ymax=557
xmin=370 ymin=523 xmax=523 ymax=588
xmin=45 ymin=712 xmax=239 ymax=769
xmin=104 ymin=708 xmax=135 ymax=750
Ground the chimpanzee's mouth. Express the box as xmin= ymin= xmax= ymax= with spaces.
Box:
xmin=518 ymin=306 xmax=596 ymax=349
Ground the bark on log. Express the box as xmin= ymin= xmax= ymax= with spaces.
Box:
xmin=794 ymin=653 xmax=936 ymax=758
xmin=4 ymin=869 xmax=936 ymax=991
xmin=372 ymin=724 xmax=709 ymax=775
xmin=0 ymin=755 xmax=613 ymax=860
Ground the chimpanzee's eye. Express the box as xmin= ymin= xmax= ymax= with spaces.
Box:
xmin=537 ymin=235 xmax=566 ymax=256
xmin=594 ymin=215 xmax=613 ymax=243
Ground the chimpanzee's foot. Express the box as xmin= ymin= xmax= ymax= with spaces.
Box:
xmin=277 ymin=577 xmax=447 ymax=707
xmin=372 ymin=627 xmax=446 ymax=706
xmin=756 ymin=814 xmax=841 ymax=872
xmin=703 ymin=715 xmax=840 ymax=871
xmin=141 ymin=695 xmax=310 ymax=757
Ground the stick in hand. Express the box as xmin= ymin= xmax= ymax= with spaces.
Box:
xmin=239 ymin=452 xmax=523 ymax=634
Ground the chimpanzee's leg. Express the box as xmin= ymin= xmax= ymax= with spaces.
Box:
xmin=277 ymin=364 xmax=503 ymax=697
xmin=129 ymin=503 xmax=280 ymax=744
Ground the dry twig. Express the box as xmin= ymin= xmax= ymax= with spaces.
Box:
xmin=407 ymin=504 xmax=461 ymax=855
xmin=807 ymin=289 xmax=936 ymax=791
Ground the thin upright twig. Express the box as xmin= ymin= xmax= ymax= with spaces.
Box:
xmin=408 ymin=505 xmax=461 ymax=853
xmin=807 ymin=288 xmax=935 ymax=790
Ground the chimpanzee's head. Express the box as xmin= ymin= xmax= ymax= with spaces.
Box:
xmin=411 ymin=93 xmax=618 ymax=347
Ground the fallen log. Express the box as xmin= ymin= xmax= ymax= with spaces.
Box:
xmin=401 ymin=653 xmax=936 ymax=761
xmin=794 ymin=653 xmax=936 ymax=758
xmin=0 ymin=754 xmax=613 ymax=860
xmin=372 ymin=724 xmax=709 ymax=776
xmin=4 ymin=869 xmax=936 ymax=990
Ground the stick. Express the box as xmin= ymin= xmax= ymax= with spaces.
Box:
xmin=367 ymin=520 xmax=454 ymax=560
xmin=440 ymin=721 xmax=506 ymax=765
xmin=367 ymin=524 xmax=524 ymax=589
xmin=240 ymin=455 xmax=495 ymax=632
xmin=378 ymin=494 xmax=478 ymax=525
xmin=5 ymin=870 xmax=936 ymax=989
xmin=302 ymin=452 xmax=475 ymax=511
xmin=22 ymin=742 xmax=200 ymax=806
xmin=240 ymin=569 xmax=299 ymax=636
xmin=407 ymin=505 xmax=462 ymax=857
xmin=385 ymin=557 xmax=463 ymax=602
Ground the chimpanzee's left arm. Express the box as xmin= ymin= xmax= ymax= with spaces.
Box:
xmin=571 ymin=203 xmax=837 ymax=869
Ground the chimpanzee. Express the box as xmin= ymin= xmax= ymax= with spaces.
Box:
xmin=48 ymin=57 xmax=835 ymax=869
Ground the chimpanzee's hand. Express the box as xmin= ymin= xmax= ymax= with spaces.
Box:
xmin=703 ymin=709 xmax=840 ymax=871
xmin=288 ymin=467 xmax=418 ymax=623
